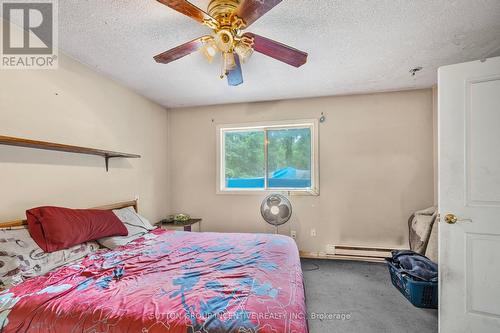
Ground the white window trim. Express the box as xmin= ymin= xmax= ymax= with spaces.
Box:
xmin=216 ymin=119 xmax=319 ymax=196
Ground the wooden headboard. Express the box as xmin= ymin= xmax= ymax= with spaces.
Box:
xmin=0 ymin=199 xmax=138 ymax=229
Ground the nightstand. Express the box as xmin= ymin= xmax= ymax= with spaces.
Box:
xmin=160 ymin=218 xmax=202 ymax=232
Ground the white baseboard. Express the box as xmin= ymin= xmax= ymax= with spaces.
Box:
xmin=300 ymin=245 xmax=408 ymax=263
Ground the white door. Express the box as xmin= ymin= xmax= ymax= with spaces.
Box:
xmin=439 ymin=56 xmax=500 ymax=333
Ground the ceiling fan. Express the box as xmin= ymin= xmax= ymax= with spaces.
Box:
xmin=153 ymin=0 xmax=308 ymax=86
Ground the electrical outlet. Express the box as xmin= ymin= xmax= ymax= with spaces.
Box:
xmin=290 ymin=230 xmax=297 ymax=240
xmin=326 ymin=244 xmax=336 ymax=255
xmin=310 ymin=228 xmax=316 ymax=237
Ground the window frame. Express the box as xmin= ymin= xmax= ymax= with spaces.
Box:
xmin=216 ymin=119 xmax=319 ymax=195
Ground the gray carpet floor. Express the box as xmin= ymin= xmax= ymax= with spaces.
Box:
xmin=301 ymin=259 xmax=438 ymax=333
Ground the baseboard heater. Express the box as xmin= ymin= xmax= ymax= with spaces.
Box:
xmin=300 ymin=245 xmax=407 ymax=263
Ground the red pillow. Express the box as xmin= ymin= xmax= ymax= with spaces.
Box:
xmin=26 ymin=206 xmax=128 ymax=252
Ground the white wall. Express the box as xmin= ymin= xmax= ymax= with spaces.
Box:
xmin=168 ymin=89 xmax=434 ymax=252
xmin=0 ymin=54 xmax=169 ymax=222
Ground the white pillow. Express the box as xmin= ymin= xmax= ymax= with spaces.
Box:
xmin=97 ymin=207 xmax=155 ymax=249
xmin=0 ymin=227 xmax=99 ymax=289
xmin=0 ymin=237 xmax=23 ymax=291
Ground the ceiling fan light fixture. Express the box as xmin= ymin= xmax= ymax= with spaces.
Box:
xmin=235 ymin=43 xmax=253 ymax=63
xmin=215 ymin=30 xmax=234 ymax=53
xmin=223 ymin=51 xmax=237 ymax=71
xmin=201 ymin=40 xmax=218 ymax=63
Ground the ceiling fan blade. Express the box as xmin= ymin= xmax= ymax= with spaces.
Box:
xmin=157 ymin=0 xmax=217 ymax=26
xmin=154 ymin=36 xmax=208 ymax=64
xmin=234 ymin=0 xmax=283 ymax=28
xmin=243 ymin=33 xmax=308 ymax=67
xmin=227 ymin=54 xmax=243 ymax=86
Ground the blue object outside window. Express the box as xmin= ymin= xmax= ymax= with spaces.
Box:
xmin=226 ymin=167 xmax=311 ymax=188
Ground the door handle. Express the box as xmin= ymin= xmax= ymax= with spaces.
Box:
xmin=443 ymin=213 xmax=472 ymax=224
xmin=444 ymin=214 xmax=458 ymax=224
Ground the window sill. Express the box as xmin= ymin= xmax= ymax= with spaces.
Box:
xmin=216 ymin=189 xmax=319 ymax=196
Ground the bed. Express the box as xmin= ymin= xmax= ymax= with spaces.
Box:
xmin=0 ymin=201 xmax=308 ymax=333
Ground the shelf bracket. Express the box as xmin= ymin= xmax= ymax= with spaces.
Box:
xmin=105 ymin=155 xmax=110 ymax=172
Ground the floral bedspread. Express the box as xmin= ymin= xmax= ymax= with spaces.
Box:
xmin=0 ymin=229 xmax=307 ymax=332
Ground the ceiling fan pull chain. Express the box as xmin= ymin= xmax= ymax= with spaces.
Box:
xmin=220 ymin=52 xmax=225 ymax=79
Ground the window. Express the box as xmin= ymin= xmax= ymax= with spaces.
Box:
xmin=217 ymin=120 xmax=319 ymax=194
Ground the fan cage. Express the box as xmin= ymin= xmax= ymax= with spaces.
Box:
xmin=260 ymin=194 xmax=292 ymax=233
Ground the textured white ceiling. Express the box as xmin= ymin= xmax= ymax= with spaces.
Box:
xmin=58 ymin=0 xmax=500 ymax=108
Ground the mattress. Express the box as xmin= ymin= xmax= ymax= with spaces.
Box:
xmin=0 ymin=228 xmax=308 ymax=332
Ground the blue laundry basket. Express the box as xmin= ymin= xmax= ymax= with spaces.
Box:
xmin=385 ymin=258 xmax=438 ymax=309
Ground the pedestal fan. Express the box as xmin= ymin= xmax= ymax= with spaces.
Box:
xmin=260 ymin=193 xmax=292 ymax=234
